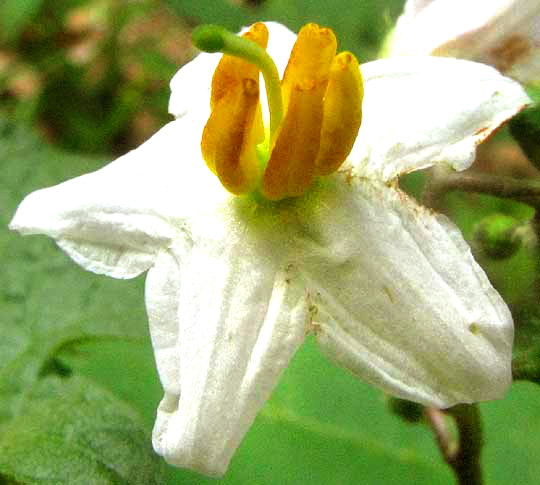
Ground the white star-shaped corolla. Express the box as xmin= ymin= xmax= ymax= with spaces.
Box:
xmin=10 ymin=22 xmax=528 ymax=477
xmin=390 ymin=0 xmax=540 ymax=84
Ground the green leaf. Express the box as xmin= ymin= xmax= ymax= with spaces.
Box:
xmin=68 ymin=337 xmax=454 ymax=484
xmin=2 ymin=123 xmax=163 ymax=483
xmin=0 ymin=375 xmax=165 ymax=484
xmin=36 ymin=316 xmax=540 ymax=485
xmin=232 ymin=340 xmax=540 ymax=485
xmin=482 ymin=382 xmax=540 ymax=484
xmin=1 ymin=123 xmax=149 ymax=424
xmin=0 ymin=0 xmax=45 ymax=42
xmin=511 ymin=306 xmax=540 ymax=383
xmin=58 ymin=339 xmax=163 ymax=430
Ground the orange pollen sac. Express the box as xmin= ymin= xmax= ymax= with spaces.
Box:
xmin=200 ymin=22 xmax=364 ymax=200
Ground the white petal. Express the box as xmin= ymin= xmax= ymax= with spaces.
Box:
xmin=392 ymin=0 xmax=525 ymax=55
xmin=168 ymin=21 xmax=297 ymax=120
xmin=9 ymin=117 xmax=224 ymax=278
xmin=351 ymin=56 xmax=530 ymax=182
xmin=297 ymin=173 xmax=513 ymax=407
xmin=391 ymin=0 xmax=540 ymax=83
xmin=394 ymin=0 xmax=434 ymax=19
xmin=146 ymin=227 xmax=307 ymax=476
xmin=167 ymin=50 xmax=219 ymax=120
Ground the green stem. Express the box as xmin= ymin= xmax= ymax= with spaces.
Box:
xmin=425 ymin=404 xmax=484 ymax=485
xmin=448 ymin=404 xmax=484 ymax=485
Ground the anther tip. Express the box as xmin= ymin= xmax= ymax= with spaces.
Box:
xmin=192 ymin=25 xmax=227 ymax=53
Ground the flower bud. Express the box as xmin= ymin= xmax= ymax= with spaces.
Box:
xmin=474 ymin=213 xmax=522 ymax=260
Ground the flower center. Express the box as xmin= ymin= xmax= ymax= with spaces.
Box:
xmin=193 ymin=22 xmax=364 ymax=201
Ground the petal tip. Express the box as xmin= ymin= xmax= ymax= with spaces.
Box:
xmin=151 ymin=395 xmax=231 ymax=478
xmin=8 ymin=190 xmax=49 ymax=236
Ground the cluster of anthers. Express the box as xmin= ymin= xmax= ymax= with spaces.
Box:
xmin=195 ymin=22 xmax=363 ymax=200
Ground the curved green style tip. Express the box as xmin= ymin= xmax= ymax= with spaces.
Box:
xmin=192 ymin=22 xmax=283 ymax=145
xmin=192 ymin=25 xmax=228 ymax=53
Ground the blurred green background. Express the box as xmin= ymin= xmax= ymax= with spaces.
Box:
xmin=2 ymin=0 xmax=540 ymax=483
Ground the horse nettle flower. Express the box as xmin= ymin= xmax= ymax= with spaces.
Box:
xmin=10 ymin=21 xmax=528 ymax=477
xmin=390 ymin=0 xmax=540 ymax=84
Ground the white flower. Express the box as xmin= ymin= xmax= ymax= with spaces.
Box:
xmin=390 ymin=0 xmax=540 ymax=84
xmin=9 ymin=21 xmax=528 ymax=477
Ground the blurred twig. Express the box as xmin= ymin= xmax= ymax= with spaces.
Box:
xmin=424 ymin=170 xmax=540 ymax=210
xmin=425 ymin=404 xmax=484 ymax=485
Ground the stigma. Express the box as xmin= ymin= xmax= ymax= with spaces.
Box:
xmin=195 ymin=22 xmax=363 ymax=201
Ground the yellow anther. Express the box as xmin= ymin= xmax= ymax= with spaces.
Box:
xmin=262 ymin=79 xmax=326 ymax=200
xmin=262 ymin=23 xmax=337 ymax=200
xmin=210 ymin=23 xmax=268 ymax=109
xmin=280 ymin=23 xmax=337 ymax=114
xmin=201 ymin=23 xmax=267 ymax=194
xmin=202 ymin=79 xmax=262 ymax=194
xmin=316 ymin=52 xmax=363 ymax=176
xmin=196 ymin=22 xmax=364 ymax=200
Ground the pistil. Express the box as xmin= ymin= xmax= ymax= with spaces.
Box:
xmin=193 ymin=24 xmax=284 ymax=143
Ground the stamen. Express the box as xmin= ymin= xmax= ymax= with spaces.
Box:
xmin=193 ymin=24 xmax=283 ymax=143
xmin=261 ymin=23 xmax=337 ymax=201
xmin=195 ymin=23 xmax=365 ymax=200
xmin=262 ymin=79 xmax=326 ymax=200
xmin=316 ymin=52 xmax=363 ymax=175
xmin=280 ymin=23 xmax=337 ymax=113
xmin=200 ymin=24 xmax=266 ymax=194
xmin=201 ymin=78 xmax=262 ymax=194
